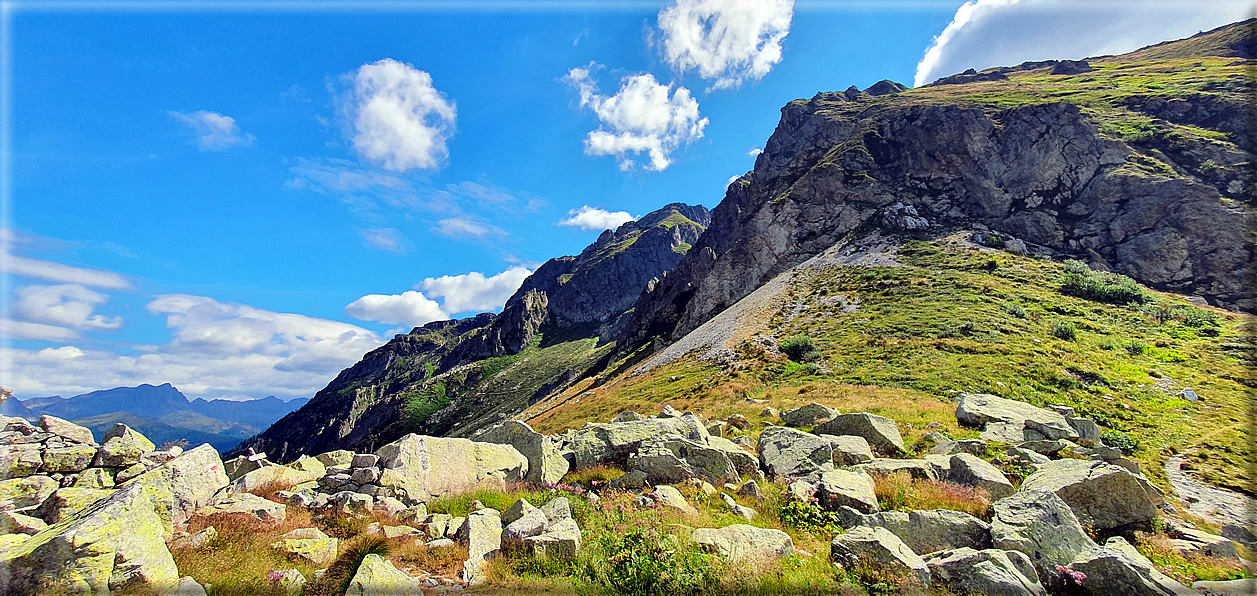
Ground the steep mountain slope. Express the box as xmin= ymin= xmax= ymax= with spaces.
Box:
xmin=237 ymin=203 xmax=710 ymax=461
xmin=621 ymin=20 xmax=1253 ymax=352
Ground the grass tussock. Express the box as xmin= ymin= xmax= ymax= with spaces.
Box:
xmin=1135 ymin=532 xmax=1254 ymax=584
xmin=301 ymin=534 xmax=391 ymax=596
xmin=173 ymin=506 xmax=321 ymax=596
xmin=873 ymin=471 xmax=993 ymax=521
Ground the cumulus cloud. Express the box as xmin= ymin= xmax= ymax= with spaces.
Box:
xmin=433 ymin=217 xmax=506 ymax=240
xmin=345 ymin=58 xmax=457 ymax=172
xmin=657 ymin=0 xmax=794 ymax=90
xmin=169 ymin=110 xmax=255 ymax=151
xmin=565 ymin=66 xmax=708 ymax=172
xmin=747 ymin=147 xmax=762 ymax=157
xmin=345 ymin=291 xmax=448 ymax=327
xmin=914 ymin=0 xmax=1252 ymax=87
xmin=1 ymin=254 xmax=131 ymax=289
xmin=360 ymin=228 xmax=406 ymax=254
xmin=0 ymin=319 xmax=80 ymax=342
xmin=558 ymin=206 xmax=635 ymax=231
xmin=418 ymin=266 xmax=532 ymax=314
xmin=5 ymin=295 xmax=383 ymax=400
xmin=13 ymin=284 xmax=122 ymax=330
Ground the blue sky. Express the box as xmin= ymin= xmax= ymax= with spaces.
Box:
xmin=2 ymin=0 xmax=1249 ymax=400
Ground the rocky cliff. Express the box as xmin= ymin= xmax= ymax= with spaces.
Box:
xmin=236 ymin=203 xmax=708 ymax=462
xmin=622 ymin=20 xmax=1254 ymax=348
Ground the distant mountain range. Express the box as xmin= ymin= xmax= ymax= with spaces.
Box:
xmin=1 ymin=383 xmax=307 ymax=453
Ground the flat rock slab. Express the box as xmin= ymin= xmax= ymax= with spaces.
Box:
xmin=197 ymin=493 xmax=286 ymax=524
xmin=692 ymin=524 xmax=795 ymax=560
xmin=814 ymin=413 xmax=908 ymax=456
xmin=817 ymin=469 xmax=879 ymax=514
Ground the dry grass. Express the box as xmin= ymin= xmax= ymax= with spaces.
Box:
xmin=560 ymin=464 xmax=625 ymax=488
xmin=872 ymin=471 xmax=994 ymax=521
xmin=390 ymin=538 xmax=468 ymax=578
xmin=174 ymin=505 xmax=323 ymax=596
xmin=1135 ymin=532 xmax=1254 ymax=584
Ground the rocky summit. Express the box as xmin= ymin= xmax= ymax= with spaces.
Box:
xmin=7 ymin=19 xmax=1257 ymax=596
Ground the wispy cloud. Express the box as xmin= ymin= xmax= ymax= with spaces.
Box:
xmin=558 ymin=206 xmax=635 ymax=232
xmin=0 ymin=319 xmax=80 ymax=342
xmin=2 ymin=254 xmax=132 ymax=289
xmin=360 ymin=228 xmax=407 ymax=254
xmin=656 ymin=0 xmax=795 ymax=91
xmin=13 ymin=284 xmax=122 ymax=330
xmin=343 ymin=58 xmax=457 ymax=172
xmin=169 ymin=110 xmax=255 ymax=151
xmin=433 ymin=217 xmax=507 ymax=241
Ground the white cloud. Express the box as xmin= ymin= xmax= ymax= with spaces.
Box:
xmin=558 ymin=206 xmax=635 ymax=232
xmin=0 ymin=319 xmax=79 ymax=342
xmin=169 ymin=110 xmax=255 ymax=151
xmin=657 ymin=0 xmax=794 ymax=91
xmin=13 ymin=284 xmax=122 ymax=330
xmin=565 ymin=66 xmax=708 ymax=172
xmin=747 ymin=147 xmax=762 ymax=157
xmin=418 ymin=266 xmax=532 ymax=314
xmin=345 ymin=291 xmax=448 ymax=327
xmin=287 ymin=158 xmax=411 ymax=193
xmin=360 ymin=228 xmax=406 ymax=254
xmin=433 ymin=217 xmax=506 ymax=240
xmin=345 ymin=58 xmax=457 ymax=172
xmin=914 ymin=0 xmax=1252 ymax=87
xmin=1 ymin=254 xmax=131 ymax=289
xmin=5 ymin=295 xmax=384 ymax=400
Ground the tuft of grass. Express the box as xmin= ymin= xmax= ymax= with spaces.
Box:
xmin=1059 ymin=260 xmax=1150 ymax=305
xmin=873 ymin=471 xmax=993 ymax=521
xmin=779 ymin=336 xmax=821 ymax=363
xmin=1053 ymin=320 xmax=1078 ymax=341
xmin=172 ymin=506 xmax=322 ymax=596
xmin=1135 ymin=532 xmax=1253 ymax=583
xmin=560 ymin=465 xmax=626 ymax=489
xmin=302 ymin=534 xmax=391 ymax=596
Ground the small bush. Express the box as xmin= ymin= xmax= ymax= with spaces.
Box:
xmin=584 ymin=528 xmax=718 ymax=595
xmin=1005 ymin=303 xmax=1028 ymax=319
xmin=1101 ymin=429 xmax=1139 ymax=454
xmin=780 ymin=336 xmax=821 ymax=363
xmin=1124 ymin=341 xmax=1146 ymax=356
xmin=779 ymin=498 xmax=844 ymax=534
xmin=1059 ymin=260 xmax=1149 ymax=305
xmin=1053 ymin=321 xmax=1077 ymax=341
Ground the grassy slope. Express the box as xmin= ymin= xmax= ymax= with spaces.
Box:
xmin=531 ymin=238 xmax=1254 ymax=496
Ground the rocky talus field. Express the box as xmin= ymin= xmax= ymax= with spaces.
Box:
xmin=3 ymin=19 xmax=1256 ymax=596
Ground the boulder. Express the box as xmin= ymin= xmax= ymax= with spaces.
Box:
xmin=947 ymin=453 xmax=1015 ymax=499
xmin=478 ymin=421 xmax=570 ymax=485
xmin=1021 ymin=459 xmax=1159 ymax=530
xmin=861 ymin=458 xmax=939 ymax=481
xmin=0 ymin=476 xmax=179 ymax=594
xmin=97 ymin=424 xmax=156 ymax=467
xmin=540 ymin=496 xmax=571 ymax=522
xmin=956 ymin=394 xmax=1077 ymax=441
xmin=501 ymin=498 xmax=548 ymax=543
xmin=0 ymin=475 xmax=58 ymax=509
xmin=0 ymin=445 xmax=42 ymax=479
xmin=1193 ymin=579 xmax=1257 ymax=595
xmin=34 ymin=487 xmax=112 ymax=524
xmin=757 ymin=426 xmax=833 ymax=478
xmin=171 ymin=526 xmax=216 ymax=549
xmin=231 ymin=464 xmax=320 ymax=493
xmin=351 ymin=467 xmax=379 ymax=485
xmin=426 ymin=538 xmax=455 ymax=548
xmin=459 ymin=508 xmax=503 ymax=585
xmin=814 ymin=413 xmax=909 ymax=456
xmin=817 ymin=469 xmax=879 ymax=514
xmin=930 ymin=439 xmax=988 ymax=456
xmin=196 ymin=493 xmax=286 ymax=524
xmin=164 ymin=575 xmax=209 ymax=596
xmin=607 ymin=469 xmax=649 ymax=490
xmin=611 ymin=411 xmax=644 ymax=423
xmin=563 ymin=414 xmax=709 ymax=469
xmin=73 ymin=468 xmax=115 ymax=489
xmin=822 ymin=435 xmax=875 ymax=466
xmin=345 ymin=553 xmax=422 ymax=595
xmin=858 ymin=509 xmax=992 ymax=554
xmin=270 ymin=569 xmax=306 ymax=596
xmin=831 ymin=526 xmax=931 ymax=587
xmin=222 ymin=455 xmax=260 ymax=482
xmin=374 ymin=434 xmax=527 ymax=503
xmin=780 ymin=403 xmax=838 ymax=428
xmin=628 ymin=447 xmax=696 ymax=484
xmin=313 ymin=449 xmax=354 ymax=468
xmin=721 ymin=493 xmax=756 ymax=521
xmin=652 ymin=485 xmax=698 ymax=515
xmin=1069 ymin=536 xmax=1194 ymax=595
xmin=1007 ymin=445 xmax=1051 ymax=465
xmin=522 ymin=517 xmax=581 ymax=560
xmin=991 ymin=490 xmax=1096 ymax=574
xmin=738 ymin=479 xmax=763 ymax=500
xmin=329 ymin=491 xmax=373 ymax=515
xmin=0 ymin=511 xmax=47 ymax=535
xmin=351 ymin=453 xmax=379 ymax=469
xmin=692 ymin=524 xmax=795 ymax=560
xmin=704 ymin=435 xmax=759 ymax=478
xmin=1067 ymin=416 xmax=1102 ymax=444
xmin=924 ymin=547 xmax=1045 ymax=596
xmin=271 ymin=534 xmax=338 ymax=566
xmin=128 ymin=444 xmax=230 ymax=538
xmin=37 ymin=415 xmax=95 ymax=445
xmin=661 ymin=436 xmax=741 ymax=483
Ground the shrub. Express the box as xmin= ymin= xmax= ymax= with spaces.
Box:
xmin=1059 ymin=260 xmax=1149 ymax=305
xmin=780 ymin=336 xmax=821 ymax=363
xmin=1124 ymin=341 xmax=1146 ymax=355
xmin=584 ymin=528 xmax=718 ymax=595
xmin=780 ymin=498 xmax=844 ymax=534
xmin=1101 ymin=429 xmax=1139 ymax=454
xmin=1005 ymin=303 xmax=1028 ymax=319
xmin=1052 ymin=321 xmax=1077 ymax=341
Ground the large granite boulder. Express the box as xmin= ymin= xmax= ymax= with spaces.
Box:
xmin=814 ymin=413 xmax=909 ymax=457
xmin=560 ymin=414 xmax=709 ymax=469
xmin=780 ymin=403 xmax=838 ymax=428
xmin=691 ymin=524 xmax=795 ymax=560
xmin=33 ymin=487 xmax=113 ymax=524
xmin=231 ymin=464 xmax=321 ymax=493
xmin=947 ymin=453 xmax=1015 ymax=499
xmin=374 ymin=434 xmax=527 ymax=504
xmin=849 ymin=509 xmax=992 ymax=554
xmin=196 ymin=493 xmax=286 ymax=524
xmin=345 ymin=554 xmax=422 ymax=596
xmin=757 ymin=426 xmax=833 ymax=478
xmin=1021 ymin=459 xmax=1159 ymax=530
xmin=991 ymin=490 xmax=1097 ymax=575
xmin=0 ymin=445 xmax=42 ymax=479
xmin=96 ymin=424 xmax=155 ymax=467
xmin=821 ymin=435 xmax=875 ymax=466
xmin=0 ymin=476 xmax=179 ymax=594
xmin=956 ymin=394 xmax=1077 ymax=442
xmin=459 ymin=508 xmax=503 ymax=585
xmin=0 ymin=475 xmax=58 ymax=509
xmin=129 ymin=444 xmax=230 ymax=538
xmin=924 ymin=547 xmax=1045 ymax=596
xmin=817 ymin=469 xmax=879 ymax=514
xmin=1069 ymin=536 xmax=1194 ymax=595
xmin=704 ymin=435 xmax=760 ymax=478
xmin=478 ymin=421 xmax=569 ymax=485
xmin=38 ymin=416 xmax=95 ymax=446
xmin=831 ymin=526 xmax=931 ymax=588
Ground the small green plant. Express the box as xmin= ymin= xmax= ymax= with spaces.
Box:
xmin=1124 ymin=341 xmax=1147 ymax=355
xmin=1005 ymin=303 xmax=1028 ymax=319
xmin=779 ymin=498 xmax=844 ymax=534
xmin=779 ymin=335 xmax=821 ymax=363
xmin=1059 ymin=260 xmax=1149 ymax=305
xmin=1101 ymin=429 xmax=1139 ymax=454
xmin=584 ymin=528 xmax=718 ymax=595
xmin=1053 ymin=321 xmax=1078 ymax=341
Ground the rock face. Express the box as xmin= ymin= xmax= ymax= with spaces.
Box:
xmin=1069 ymin=536 xmax=1195 ymax=595
xmin=477 ymin=421 xmax=569 ymax=485
xmin=831 ymin=526 xmax=931 ymax=588
xmin=924 ymin=548 xmax=1046 ymax=596
xmin=955 ymin=394 xmax=1078 ymax=442
xmin=817 ymin=469 xmax=879 ymax=514
xmin=990 ymin=490 xmax=1097 ymax=574
xmin=562 ymin=413 xmax=710 ymax=469
xmin=757 ymin=426 xmax=833 ymax=477
xmin=238 ymin=203 xmax=710 ymax=462
xmin=374 ymin=434 xmax=527 ymax=503
xmin=346 ymin=554 xmax=422 ymax=596
xmin=1021 ymin=459 xmax=1160 ymax=529
xmin=691 ymin=524 xmax=795 ymax=560
xmin=849 ymin=509 xmax=993 ymax=554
